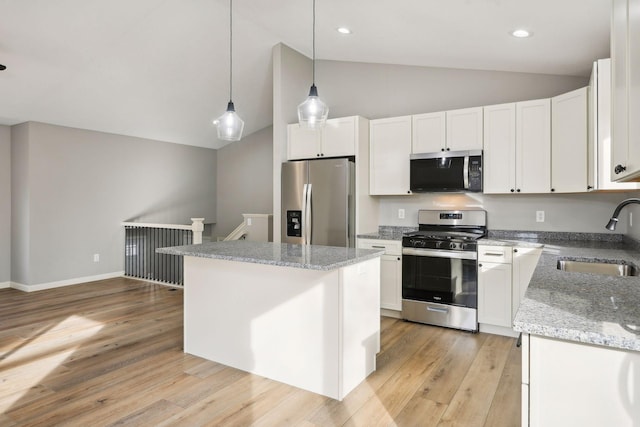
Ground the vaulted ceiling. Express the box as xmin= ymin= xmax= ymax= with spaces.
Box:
xmin=0 ymin=0 xmax=610 ymax=149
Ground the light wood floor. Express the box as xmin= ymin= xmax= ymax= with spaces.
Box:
xmin=0 ymin=278 xmax=521 ymax=426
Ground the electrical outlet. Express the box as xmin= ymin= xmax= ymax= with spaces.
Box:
xmin=536 ymin=211 xmax=545 ymax=222
xmin=93 ymin=254 xmax=100 ymax=262
xmin=398 ymin=209 xmax=405 ymax=219
xmin=247 ymin=218 xmax=252 ymax=226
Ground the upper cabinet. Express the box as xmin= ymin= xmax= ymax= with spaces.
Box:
xmin=483 ymin=103 xmax=516 ymax=193
xmin=483 ymin=100 xmax=551 ymax=194
xmin=551 ymin=87 xmax=588 ymax=193
xmin=516 ymin=99 xmax=552 ymax=194
xmin=412 ymin=112 xmax=445 ymax=154
xmin=287 ymin=116 xmax=358 ymax=160
xmin=588 ymin=58 xmax=640 ymax=190
xmin=611 ymin=0 xmax=640 ymax=182
xmin=445 ymin=107 xmax=484 ymax=151
xmin=370 ymin=116 xmax=412 ymax=195
xmin=412 ymin=108 xmax=483 ymax=154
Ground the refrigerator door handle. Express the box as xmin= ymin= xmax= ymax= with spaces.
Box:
xmin=306 ymin=183 xmax=312 ymax=244
xmin=301 ymin=184 xmax=308 ymax=244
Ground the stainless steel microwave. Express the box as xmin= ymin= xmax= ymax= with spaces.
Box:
xmin=410 ymin=150 xmax=482 ymax=192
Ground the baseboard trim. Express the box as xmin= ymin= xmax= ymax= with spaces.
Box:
xmin=380 ymin=308 xmax=402 ymax=319
xmin=11 ymin=271 xmax=125 ymax=292
xmin=0 ymin=281 xmax=10 ymax=289
xmin=479 ymin=323 xmax=520 ymax=338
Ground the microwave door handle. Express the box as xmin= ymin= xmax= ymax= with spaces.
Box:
xmin=463 ymin=156 xmax=470 ymax=189
xmin=306 ymin=183 xmax=312 ymax=244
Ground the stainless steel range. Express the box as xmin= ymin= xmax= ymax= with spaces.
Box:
xmin=401 ymin=209 xmax=487 ymax=332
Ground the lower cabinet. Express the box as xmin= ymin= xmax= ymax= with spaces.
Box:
xmin=522 ymin=333 xmax=640 ymax=426
xmin=357 ymin=239 xmax=402 ymax=311
xmin=477 ymin=244 xmax=542 ymax=335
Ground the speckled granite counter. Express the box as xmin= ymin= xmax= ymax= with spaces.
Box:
xmin=488 ymin=233 xmax=640 ymax=352
xmin=357 ymin=226 xmax=417 ymax=241
xmin=157 ymin=240 xmax=384 ymax=271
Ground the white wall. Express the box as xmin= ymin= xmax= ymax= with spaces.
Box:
xmin=11 ymin=121 xmax=217 ymax=288
xmin=214 ymin=126 xmax=273 ymax=239
xmin=621 ymin=190 xmax=640 ymax=239
xmin=0 ymin=125 xmax=10 ymax=284
xmin=377 ymin=192 xmax=630 ymax=233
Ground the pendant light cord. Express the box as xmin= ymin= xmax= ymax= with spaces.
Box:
xmin=229 ymin=0 xmax=233 ymax=102
xmin=312 ymin=0 xmax=316 ymax=85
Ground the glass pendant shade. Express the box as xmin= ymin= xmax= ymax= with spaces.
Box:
xmin=298 ymin=84 xmax=329 ymax=129
xmin=214 ymin=101 xmax=244 ymax=141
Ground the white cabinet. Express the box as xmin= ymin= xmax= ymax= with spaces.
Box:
xmin=446 ymin=107 xmax=483 ymax=151
xmin=611 ymin=0 xmax=640 ymax=182
xmin=523 ymin=333 xmax=640 ymax=426
xmin=478 ymin=261 xmax=512 ymax=328
xmin=589 ymin=58 xmax=640 ymax=190
xmin=411 ymin=112 xmax=446 ymax=154
xmin=551 ymin=87 xmax=588 ymax=193
xmin=357 ymin=239 xmax=402 ymax=311
xmin=477 ymin=244 xmax=542 ymax=335
xmin=287 ymin=116 xmax=358 ymax=160
xmin=517 ymin=99 xmax=551 ymax=193
xmin=483 ymin=100 xmax=551 ymax=194
xmin=369 ymin=116 xmax=412 ymax=195
xmin=483 ymin=103 xmax=516 ymax=193
xmin=412 ymin=108 xmax=482 ymax=154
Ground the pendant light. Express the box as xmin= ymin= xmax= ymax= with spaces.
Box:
xmin=297 ymin=0 xmax=329 ymax=129
xmin=213 ymin=0 xmax=244 ymax=141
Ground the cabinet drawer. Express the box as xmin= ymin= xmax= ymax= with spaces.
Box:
xmin=357 ymin=239 xmax=402 ymax=256
xmin=478 ymin=245 xmax=513 ymax=263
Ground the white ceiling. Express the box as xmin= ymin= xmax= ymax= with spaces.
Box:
xmin=0 ymin=0 xmax=611 ymax=149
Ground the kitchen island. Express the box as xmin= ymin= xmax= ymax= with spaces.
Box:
xmin=157 ymin=241 xmax=383 ymax=401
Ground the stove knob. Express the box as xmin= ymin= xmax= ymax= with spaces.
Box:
xmin=435 ymin=241 xmax=443 ymax=249
xmin=449 ymin=242 xmax=458 ymax=250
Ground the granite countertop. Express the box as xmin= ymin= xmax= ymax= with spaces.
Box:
xmin=357 ymin=226 xmax=417 ymax=241
xmin=156 ymin=241 xmax=384 ymax=271
xmin=510 ymin=238 xmax=640 ymax=352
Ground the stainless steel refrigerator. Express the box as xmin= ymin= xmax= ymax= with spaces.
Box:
xmin=281 ymin=158 xmax=355 ymax=247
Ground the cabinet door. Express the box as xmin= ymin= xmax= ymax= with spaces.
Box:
xmin=627 ymin=0 xmax=640 ymax=180
xmin=446 ymin=107 xmax=483 ymax=151
xmin=516 ymin=99 xmax=551 ymax=193
xmin=611 ymin=0 xmax=631 ymax=181
xmin=512 ymin=247 xmax=542 ymax=319
xmin=380 ymin=254 xmax=402 ymax=310
xmin=483 ymin=103 xmax=516 ymax=194
xmin=478 ymin=261 xmax=512 ymax=327
xmin=412 ymin=112 xmax=446 ymax=153
xmin=529 ymin=335 xmax=640 ymax=427
xmin=551 ymin=87 xmax=588 ymax=193
xmin=288 ymin=124 xmax=321 ymax=160
xmin=322 ymin=117 xmax=356 ymax=158
xmin=369 ymin=116 xmax=412 ymax=195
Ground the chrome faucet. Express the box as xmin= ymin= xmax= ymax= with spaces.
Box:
xmin=605 ymin=198 xmax=640 ymax=230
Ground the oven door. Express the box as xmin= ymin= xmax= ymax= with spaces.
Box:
xmin=402 ymin=248 xmax=478 ymax=308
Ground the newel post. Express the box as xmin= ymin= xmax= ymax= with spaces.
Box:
xmin=191 ymin=218 xmax=205 ymax=244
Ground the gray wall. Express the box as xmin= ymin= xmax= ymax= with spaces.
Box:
xmin=12 ymin=122 xmax=217 ymax=287
xmin=0 ymin=125 xmax=10 ymax=283
xmin=377 ymin=193 xmax=630 ymax=234
xmin=317 ymin=59 xmax=588 ymax=121
xmin=214 ymin=126 xmax=273 ymax=239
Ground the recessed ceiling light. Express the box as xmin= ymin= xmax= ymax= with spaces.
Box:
xmin=337 ymin=27 xmax=352 ymax=35
xmin=511 ymin=29 xmax=532 ymax=38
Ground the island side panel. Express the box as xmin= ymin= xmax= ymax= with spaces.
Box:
xmin=183 ymin=256 xmax=342 ymax=399
xmin=339 ymin=257 xmax=380 ymax=399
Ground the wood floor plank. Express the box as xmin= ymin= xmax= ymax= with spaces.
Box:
xmin=437 ymin=334 xmax=515 ymax=427
xmin=0 ymin=278 xmax=521 ymax=427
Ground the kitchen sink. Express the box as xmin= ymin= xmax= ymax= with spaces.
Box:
xmin=557 ymin=259 xmax=639 ymax=277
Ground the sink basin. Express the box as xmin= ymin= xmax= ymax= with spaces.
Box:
xmin=557 ymin=259 xmax=639 ymax=277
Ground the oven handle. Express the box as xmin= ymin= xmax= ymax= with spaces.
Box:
xmin=402 ymin=247 xmax=477 ymax=260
